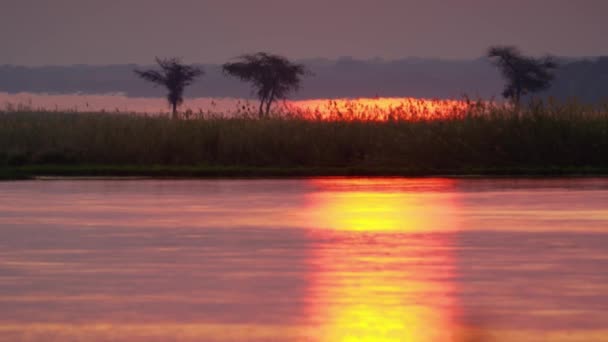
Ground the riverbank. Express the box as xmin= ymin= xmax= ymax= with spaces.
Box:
xmin=1 ymin=102 xmax=607 ymax=179
xmin=2 ymin=164 xmax=608 ymax=180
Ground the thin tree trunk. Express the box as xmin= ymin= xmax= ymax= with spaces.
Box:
xmin=265 ymin=90 xmax=275 ymax=117
xmin=265 ymin=98 xmax=273 ymax=117
xmin=514 ymin=89 xmax=521 ymax=109
xmin=258 ymin=99 xmax=265 ymax=119
xmin=172 ymin=102 xmax=178 ymax=120
xmin=258 ymin=92 xmax=270 ymax=119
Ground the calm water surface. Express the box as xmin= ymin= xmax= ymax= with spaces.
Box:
xmin=1 ymin=178 xmax=607 ymax=342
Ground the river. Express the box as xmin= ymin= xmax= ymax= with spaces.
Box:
xmin=1 ymin=178 xmax=607 ymax=341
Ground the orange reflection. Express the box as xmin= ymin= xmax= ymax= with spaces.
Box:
xmin=305 ymin=178 xmax=461 ymax=233
xmin=303 ymin=178 xmax=461 ymax=341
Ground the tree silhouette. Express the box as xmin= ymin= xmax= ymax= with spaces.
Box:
xmin=134 ymin=58 xmax=203 ymax=119
xmin=222 ymin=52 xmax=307 ymax=118
xmin=488 ymin=46 xmax=557 ymax=106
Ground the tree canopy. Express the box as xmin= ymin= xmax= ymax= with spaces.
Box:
xmin=488 ymin=46 xmax=557 ymax=105
xmin=134 ymin=58 xmax=203 ymax=118
xmin=223 ymin=52 xmax=307 ymax=117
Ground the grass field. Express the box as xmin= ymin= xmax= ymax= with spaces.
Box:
xmin=1 ymin=100 xmax=607 ymax=179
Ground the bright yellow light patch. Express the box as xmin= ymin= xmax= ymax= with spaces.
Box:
xmin=304 ymin=178 xmax=460 ymax=233
xmin=307 ymin=192 xmax=437 ymax=232
xmin=302 ymin=178 xmax=460 ymax=341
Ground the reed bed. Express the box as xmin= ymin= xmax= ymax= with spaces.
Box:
xmin=1 ymin=99 xmax=607 ymax=175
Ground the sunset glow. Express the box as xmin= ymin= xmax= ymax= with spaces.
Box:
xmin=2 ymin=0 xmax=608 ymax=341
xmin=290 ymin=97 xmax=471 ymax=121
xmin=303 ymin=178 xmax=461 ymax=341
xmin=0 ymin=92 xmax=473 ymax=121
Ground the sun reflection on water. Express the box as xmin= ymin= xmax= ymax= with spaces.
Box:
xmin=2 ymin=179 xmax=608 ymax=341
xmin=303 ymin=178 xmax=462 ymax=341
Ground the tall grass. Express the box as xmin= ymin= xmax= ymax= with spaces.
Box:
xmin=1 ymin=99 xmax=607 ymax=174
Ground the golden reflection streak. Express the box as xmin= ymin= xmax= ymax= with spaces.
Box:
xmin=305 ymin=192 xmax=459 ymax=233
xmin=303 ymin=178 xmax=461 ymax=341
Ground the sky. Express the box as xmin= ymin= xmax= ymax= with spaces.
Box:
xmin=1 ymin=0 xmax=608 ymax=65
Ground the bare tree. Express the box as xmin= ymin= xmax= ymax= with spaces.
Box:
xmin=134 ymin=58 xmax=203 ymax=119
xmin=488 ymin=46 xmax=557 ymax=106
xmin=222 ymin=52 xmax=307 ymax=118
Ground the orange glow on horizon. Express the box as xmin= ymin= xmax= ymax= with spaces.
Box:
xmin=288 ymin=97 xmax=473 ymax=121
xmin=0 ymin=92 xmax=482 ymax=121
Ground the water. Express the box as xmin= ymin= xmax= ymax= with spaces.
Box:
xmin=1 ymin=178 xmax=607 ymax=341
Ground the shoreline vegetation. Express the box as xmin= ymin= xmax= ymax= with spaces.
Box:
xmin=2 ymin=47 xmax=605 ymax=180
xmin=1 ymin=100 xmax=607 ymax=180
xmin=3 ymin=165 xmax=608 ymax=181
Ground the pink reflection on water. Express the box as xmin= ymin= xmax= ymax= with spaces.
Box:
xmin=0 ymin=178 xmax=608 ymax=341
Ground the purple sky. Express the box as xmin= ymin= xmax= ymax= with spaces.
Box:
xmin=2 ymin=0 xmax=607 ymax=65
